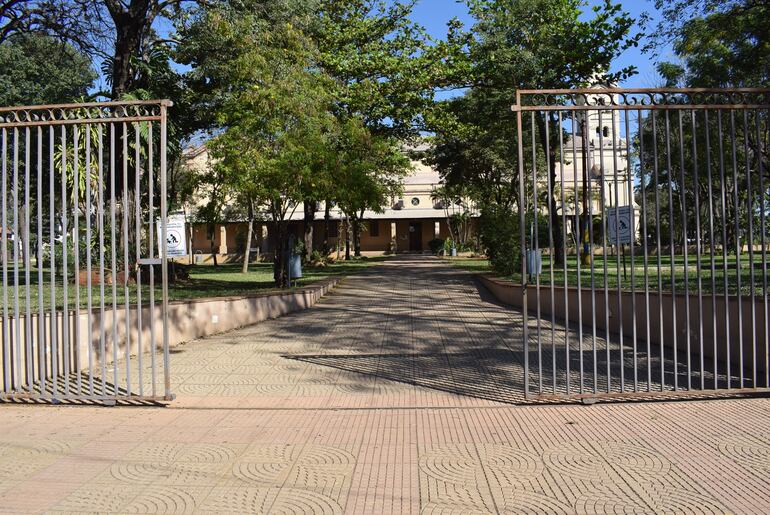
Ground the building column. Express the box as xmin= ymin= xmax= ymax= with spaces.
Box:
xmin=390 ymin=221 xmax=397 ymax=253
xmin=259 ymin=224 xmax=268 ymax=253
xmin=434 ymin=221 xmax=440 ymax=239
xmin=218 ymin=225 xmax=228 ymax=254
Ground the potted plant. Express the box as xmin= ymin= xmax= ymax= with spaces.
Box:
xmin=443 ymin=238 xmax=457 ymax=257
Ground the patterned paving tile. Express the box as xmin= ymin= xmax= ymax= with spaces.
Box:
xmin=1 ymin=257 xmax=768 ymax=513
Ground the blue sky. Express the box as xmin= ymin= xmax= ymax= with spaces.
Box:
xmin=408 ymin=0 xmax=673 ymax=93
xmin=97 ymin=1 xmax=674 ymax=98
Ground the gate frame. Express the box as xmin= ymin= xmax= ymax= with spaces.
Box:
xmin=0 ymin=100 xmax=173 ymax=405
xmin=512 ymin=87 xmax=770 ymax=402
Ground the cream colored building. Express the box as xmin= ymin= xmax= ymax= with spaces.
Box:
xmin=550 ymin=103 xmax=638 ymax=242
xmin=180 ymin=145 xmax=475 ymax=261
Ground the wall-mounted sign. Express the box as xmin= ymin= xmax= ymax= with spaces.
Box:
xmin=157 ymin=214 xmax=188 ymax=257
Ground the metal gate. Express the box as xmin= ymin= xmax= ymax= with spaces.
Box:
xmin=513 ymin=88 xmax=770 ymax=401
xmin=0 ymin=100 xmax=173 ymax=404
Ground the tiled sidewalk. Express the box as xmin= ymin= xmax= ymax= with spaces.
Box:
xmin=1 ymin=257 xmax=768 ymax=513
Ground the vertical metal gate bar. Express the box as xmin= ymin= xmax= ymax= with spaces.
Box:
xmin=757 ymin=111 xmax=768 ymax=388
xmin=73 ymin=125 xmax=82 ymax=394
xmin=1 ymin=128 xmax=8 ymax=392
xmin=134 ymin=123 xmax=143 ymax=397
xmin=531 ymin=112 xmax=542 ymax=395
xmin=13 ymin=128 xmax=21 ymax=391
xmin=610 ymin=110 xmax=623 ymax=391
xmin=717 ymin=110 xmax=730 ymax=389
xmin=48 ymin=126 xmax=57 ymax=399
xmin=651 ymin=111 xmax=665 ymax=391
xmin=544 ymin=114 xmax=557 ymax=394
xmin=624 ymin=109 xmax=637 ymax=392
xmin=85 ymin=125 xmax=94 ymax=395
xmin=691 ymin=111 xmax=705 ymax=390
xmin=597 ymin=110 xmax=611 ymax=393
xmin=121 ymin=122 xmax=131 ymax=395
xmin=515 ymin=94 xmax=529 ymax=398
xmin=557 ymin=111 xmax=568 ymax=395
xmin=98 ymin=123 xmax=107 ymax=395
xmin=24 ymin=127 xmax=32 ymax=390
xmin=729 ymin=111 xmax=743 ymax=388
xmin=638 ymin=110 xmax=652 ymax=392
xmin=664 ymin=111 xmax=679 ymax=391
xmin=742 ymin=111 xmax=756 ymax=387
xmin=705 ymin=111 xmax=718 ymax=389
xmin=148 ymin=122 xmax=156 ymax=397
xmin=61 ymin=124 xmax=70 ymax=395
xmin=110 ymin=123 xmax=119 ymax=393
xmin=36 ymin=127 xmax=45 ymax=392
xmin=676 ymin=111 xmax=691 ymax=390
xmin=160 ymin=102 xmax=172 ymax=400
xmin=570 ymin=111 xmax=580 ymax=397
xmin=586 ymin=111 xmax=596 ymax=395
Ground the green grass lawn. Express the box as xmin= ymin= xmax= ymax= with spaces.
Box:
xmin=0 ymin=256 xmax=389 ymax=314
xmin=445 ymin=253 xmax=768 ymax=296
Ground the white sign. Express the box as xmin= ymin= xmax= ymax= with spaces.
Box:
xmin=158 ymin=214 xmax=188 ymax=257
xmin=607 ymin=206 xmax=634 ymax=245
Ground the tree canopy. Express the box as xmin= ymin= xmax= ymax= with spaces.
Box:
xmin=651 ymin=0 xmax=769 ymax=87
xmin=0 ymin=33 xmax=95 ymax=106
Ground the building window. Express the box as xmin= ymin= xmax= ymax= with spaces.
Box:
xmin=369 ymin=221 xmax=379 ymax=237
xmin=328 ymin=223 xmax=338 ymax=238
xmin=411 ymin=197 xmax=420 ymax=206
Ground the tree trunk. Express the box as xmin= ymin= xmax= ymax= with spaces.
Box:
xmin=322 ymin=200 xmax=331 ymax=255
xmin=344 ymin=218 xmax=350 ymax=260
xmin=242 ymin=213 xmax=254 ymax=274
xmin=303 ymin=200 xmax=315 ymax=261
xmin=537 ymin=113 xmax=564 ymax=265
xmin=108 ymin=2 xmax=154 ymax=99
xmin=273 ymin=220 xmax=289 ymax=288
xmin=207 ymin=224 xmax=217 ymax=266
xmin=187 ymin=220 xmax=193 ymax=265
xmin=352 ymin=217 xmax=361 ymax=257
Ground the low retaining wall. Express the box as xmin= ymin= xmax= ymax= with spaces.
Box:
xmin=1 ymin=277 xmax=341 ymax=379
xmin=479 ymin=274 xmax=768 ymax=378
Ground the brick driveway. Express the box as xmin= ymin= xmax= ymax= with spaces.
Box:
xmin=1 ymin=256 xmax=769 ymax=513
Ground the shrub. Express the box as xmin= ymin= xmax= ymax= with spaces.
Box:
xmin=428 ymin=238 xmax=444 ymax=255
xmin=308 ymin=250 xmax=328 ymax=267
xmin=478 ymin=205 xmax=519 ymax=276
xmin=478 ymin=205 xmax=550 ymax=277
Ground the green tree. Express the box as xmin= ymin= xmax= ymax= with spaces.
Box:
xmin=428 ymin=0 xmax=639 ymax=272
xmin=193 ymin=5 xmax=335 ymax=285
xmin=651 ymin=0 xmax=768 ymax=87
xmin=0 ymin=34 xmax=95 ymax=106
xmin=314 ymin=0 xmax=455 ymax=139
xmin=646 ymin=1 xmax=769 ymax=251
xmin=333 ymin=118 xmax=411 ymax=257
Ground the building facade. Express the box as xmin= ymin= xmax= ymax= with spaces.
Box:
xmin=180 ymin=146 xmax=475 ymax=262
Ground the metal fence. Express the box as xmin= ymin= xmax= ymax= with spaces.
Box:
xmin=513 ymin=88 xmax=770 ymax=401
xmin=0 ymin=100 xmax=172 ymax=404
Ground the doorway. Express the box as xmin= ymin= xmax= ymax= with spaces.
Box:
xmin=408 ymin=222 xmax=422 ymax=251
